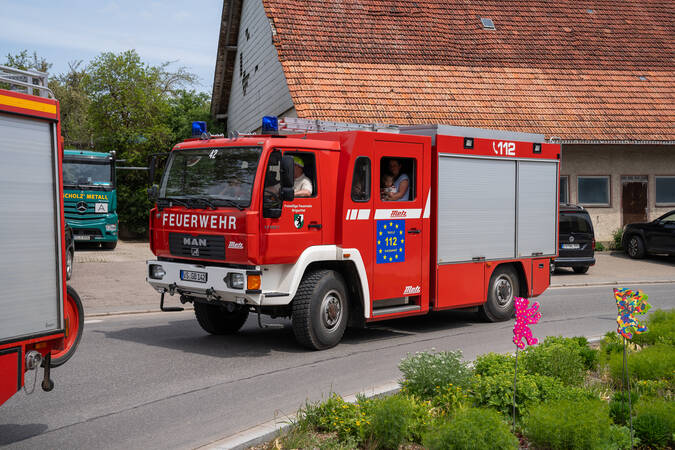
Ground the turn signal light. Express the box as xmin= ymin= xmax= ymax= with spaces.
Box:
xmin=247 ymin=274 xmax=261 ymax=290
xmin=592 ymin=239 xmax=596 ymax=251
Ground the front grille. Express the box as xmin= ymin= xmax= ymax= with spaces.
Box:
xmin=64 ymin=200 xmax=108 ymax=220
xmin=169 ymin=233 xmax=225 ymax=260
xmin=73 ymin=228 xmax=103 ymax=237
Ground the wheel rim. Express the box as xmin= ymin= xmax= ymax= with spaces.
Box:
xmin=66 ymin=251 xmax=73 ymax=279
xmin=320 ymin=290 xmax=343 ymax=330
xmin=493 ymin=275 xmax=513 ymax=307
xmin=629 ymin=237 xmax=638 ymax=256
xmin=51 ymin=291 xmax=80 ymax=360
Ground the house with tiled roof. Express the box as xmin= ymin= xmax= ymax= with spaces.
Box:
xmin=211 ymin=0 xmax=675 ymax=242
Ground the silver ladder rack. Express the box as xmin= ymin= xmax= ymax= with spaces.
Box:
xmin=0 ymin=64 xmax=54 ymax=98
xmin=278 ymin=117 xmax=399 ymax=134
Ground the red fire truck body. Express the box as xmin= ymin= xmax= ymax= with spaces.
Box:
xmin=147 ymin=120 xmax=559 ymax=349
xmin=0 ymin=66 xmax=83 ymax=406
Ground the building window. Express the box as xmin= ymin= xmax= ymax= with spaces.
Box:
xmin=560 ymin=176 xmax=569 ymax=203
xmin=578 ymin=176 xmax=610 ymax=206
xmin=655 ymin=176 xmax=675 ymax=205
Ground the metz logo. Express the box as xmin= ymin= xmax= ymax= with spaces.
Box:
xmin=403 ymin=285 xmax=421 ymax=295
xmin=184 ymin=237 xmax=207 ymax=247
xmin=228 ymin=241 xmax=244 ymax=249
xmin=390 ymin=210 xmax=407 ymax=218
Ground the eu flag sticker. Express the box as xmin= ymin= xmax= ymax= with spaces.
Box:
xmin=376 ymin=220 xmax=405 ymax=264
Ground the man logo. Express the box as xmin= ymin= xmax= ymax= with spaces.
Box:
xmin=183 ymin=237 xmax=207 ymax=247
xmin=191 ymin=248 xmax=200 ymax=257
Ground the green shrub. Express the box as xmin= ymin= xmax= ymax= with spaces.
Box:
xmin=596 ymin=241 xmax=606 ymax=251
xmin=635 ymin=398 xmax=675 ymax=434
xmin=609 ymin=390 xmax=639 ymax=426
xmin=473 ymin=352 xmax=517 ymax=377
xmin=607 ymin=425 xmax=635 ymax=450
xmin=523 ymin=399 xmax=612 ymax=449
xmin=535 ymin=375 xmax=596 ymax=402
xmin=633 ymin=308 xmax=675 ymax=347
xmin=600 ymin=331 xmax=625 ymax=359
xmin=423 ymin=408 xmax=518 ymax=450
xmin=635 ymin=379 xmax=673 ymax=400
xmin=399 ymin=350 xmax=472 ymax=398
xmin=296 ymin=394 xmax=364 ymax=441
xmin=609 ymin=344 xmax=675 ymax=384
xmin=471 ymin=372 xmax=539 ymax=416
xmin=431 ymin=383 xmax=470 ymax=416
xmin=363 ymin=395 xmax=421 ymax=449
xmin=634 ymin=412 xmax=672 ymax=448
xmin=612 ymin=228 xmax=623 ymax=250
xmin=520 ymin=340 xmax=585 ymax=385
xmin=538 ymin=335 xmax=599 ymax=371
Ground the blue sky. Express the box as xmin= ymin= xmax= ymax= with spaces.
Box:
xmin=0 ymin=0 xmax=223 ymax=93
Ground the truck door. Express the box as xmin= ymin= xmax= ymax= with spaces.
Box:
xmin=261 ymin=149 xmax=322 ymax=262
xmin=371 ymin=140 xmax=424 ymax=306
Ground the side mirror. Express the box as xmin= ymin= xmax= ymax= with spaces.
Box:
xmin=281 ymin=187 xmax=294 ymax=202
xmin=148 ymin=156 xmax=157 ymax=185
xmin=147 ymin=184 xmax=159 ymax=201
xmin=280 ymin=155 xmax=294 ymax=189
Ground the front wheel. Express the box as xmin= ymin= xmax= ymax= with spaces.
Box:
xmin=479 ymin=265 xmax=519 ymax=322
xmin=51 ymin=285 xmax=84 ymax=367
xmin=573 ymin=266 xmax=590 ymax=274
xmin=292 ymin=270 xmax=349 ymax=350
xmin=626 ymin=235 xmax=645 ymax=259
xmin=102 ymin=240 xmax=117 ymax=250
xmin=194 ymin=302 xmax=249 ymax=335
xmin=66 ymin=248 xmax=74 ymax=280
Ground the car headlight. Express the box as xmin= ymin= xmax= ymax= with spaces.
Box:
xmin=225 ymin=272 xmax=245 ymax=289
xmin=149 ymin=264 xmax=166 ymax=280
xmin=106 ymin=224 xmax=117 ymax=232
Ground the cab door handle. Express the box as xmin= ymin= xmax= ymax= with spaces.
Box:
xmin=308 ymin=224 xmax=322 ymax=230
xmin=407 ymin=229 xmax=421 ymax=234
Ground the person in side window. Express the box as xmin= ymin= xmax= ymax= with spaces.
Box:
xmin=293 ymin=156 xmax=313 ymax=197
xmin=382 ymin=159 xmax=409 ymax=201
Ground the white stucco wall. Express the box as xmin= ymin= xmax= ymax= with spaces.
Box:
xmin=226 ymin=0 xmax=294 ymax=133
xmin=560 ymin=144 xmax=675 ymax=242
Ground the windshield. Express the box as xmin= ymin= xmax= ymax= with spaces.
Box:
xmin=63 ymin=159 xmax=113 ymax=188
xmin=159 ymin=146 xmax=261 ymax=207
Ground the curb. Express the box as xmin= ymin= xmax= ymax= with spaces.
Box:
xmin=197 ymin=335 xmax=609 ymax=450
xmin=84 ymin=307 xmax=194 ymax=319
xmin=198 ymin=382 xmax=400 ymax=450
xmin=550 ymin=279 xmax=675 ymax=288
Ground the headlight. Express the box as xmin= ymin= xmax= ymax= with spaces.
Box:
xmin=106 ymin=224 xmax=117 ymax=232
xmin=225 ymin=272 xmax=245 ymax=289
xmin=149 ymin=264 xmax=166 ymax=279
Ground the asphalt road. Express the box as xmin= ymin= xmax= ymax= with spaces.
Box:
xmin=1 ymin=283 xmax=674 ymax=449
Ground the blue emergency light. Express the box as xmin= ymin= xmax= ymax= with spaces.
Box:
xmin=261 ymin=116 xmax=278 ymax=134
xmin=192 ymin=121 xmax=207 ymax=137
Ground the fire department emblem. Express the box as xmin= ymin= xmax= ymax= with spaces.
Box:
xmin=294 ymin=214 xmax=304 ymax=229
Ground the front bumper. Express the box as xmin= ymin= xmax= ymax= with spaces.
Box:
xmin=146 ymin=260 xmax=262 ymax=305
xmin=553 ymin=256 xmax=596 ymax=267
xmin=67 ymin=214 xmax=118 ymax=242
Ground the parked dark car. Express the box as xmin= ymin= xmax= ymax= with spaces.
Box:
xmin=65 ymin=223 xmax=75 ymax=280
xmin=622 ymin=210 xmax=675 ymax=259
xmin=553 ymin=204 xmax=596 ymax=273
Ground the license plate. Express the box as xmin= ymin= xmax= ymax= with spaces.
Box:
xmin=181 ymin=270 xmax=207 ymax=283
xmin=74 ymin=235 xmax=91 ymax=241
xmin=562 ymin=243 xmax=580 ymax=249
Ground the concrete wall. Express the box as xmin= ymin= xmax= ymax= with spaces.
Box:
xmin=560 ymin=144 xmax=675 ymax=242
xmin=226 ymin=0 xmax=294 ymax=133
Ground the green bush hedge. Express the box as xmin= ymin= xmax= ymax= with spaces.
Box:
xmin=363 ymin=395 xmax=427 ymax=449
xmin=423 ymin=408 xmax=518 ymax=450
xmin=609 ymin=344 xmax=675 ymax=384
xmin=520 ymin=340 xmax=586 ymax=385
xmin=473 ymin=352 xmax=517 ymax=377
xmin=399 ymin=350 xmax=472 ymax=398
xmin=632 ymin=308 xmax=675 ymax=347
xmin=523 ymin=399 xmax=613 ymax=449
xmin=633 ymin=398 xmax=675 ymax=448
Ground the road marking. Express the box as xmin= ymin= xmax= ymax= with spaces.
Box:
xmin=84 ymin=319 xmax=103 ymax=324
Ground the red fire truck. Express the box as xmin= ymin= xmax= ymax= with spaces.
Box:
xmin=0 ymin=66 xmax=83 ymax=406
xmin=146 ymin=117 xmax=559 ymax=349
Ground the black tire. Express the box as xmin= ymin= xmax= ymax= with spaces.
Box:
xmin=479 ymin=265 xmax=519 ymax=322
xmin=66 ymin=248 xmax=74 ymax=280
xmin=102 ymin=240 xmax=117 ymax=250
xmin=626 ymin=235 xmax=646 ymax=259
xmin=194 ymin=302 xmax=249 ymax=335
xmin=573 ymin=266 xmax=590 ymax=274
xmin=291 ymin=270 xmax=349 ymax=350
xmin=51 ymin=285 xmax=84 ymax=367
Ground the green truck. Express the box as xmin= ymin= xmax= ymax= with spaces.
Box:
xmin=62 ymin=150 xmax=118 ymax=249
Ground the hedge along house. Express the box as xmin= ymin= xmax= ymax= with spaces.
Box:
xmin=211 ymin=0 xmax=675 ymax=243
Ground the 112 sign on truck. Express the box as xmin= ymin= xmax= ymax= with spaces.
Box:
xmin=146 ymin=118 xmax=559 ymax=349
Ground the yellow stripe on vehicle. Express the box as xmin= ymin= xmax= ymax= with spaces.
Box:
xmin=0 ymin=94 xmax=57 ymax=115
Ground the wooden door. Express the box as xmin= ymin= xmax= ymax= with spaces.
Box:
xmin=621 ymin=176 xmax=647 ymax=226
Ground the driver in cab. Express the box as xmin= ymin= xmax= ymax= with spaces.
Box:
xmin=293 ymin=156 xmax=312 ymax=197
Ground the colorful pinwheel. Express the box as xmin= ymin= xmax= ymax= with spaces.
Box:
xmin=614 ymin=288 xmax=650 ymax=340
xmin=513 ymin=297 xmax=541 ymax=349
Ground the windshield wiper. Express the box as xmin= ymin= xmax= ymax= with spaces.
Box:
xmin=159 ymin=197 xmax=191 ymax=209
xmin=217 ymin=198 xmax=244 ymax=211
xmin=189 ymin=197 xmax=217 ymax=210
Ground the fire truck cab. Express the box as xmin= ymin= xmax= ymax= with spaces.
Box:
xmin=147 ymin=118 xmax=559 ymax=350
